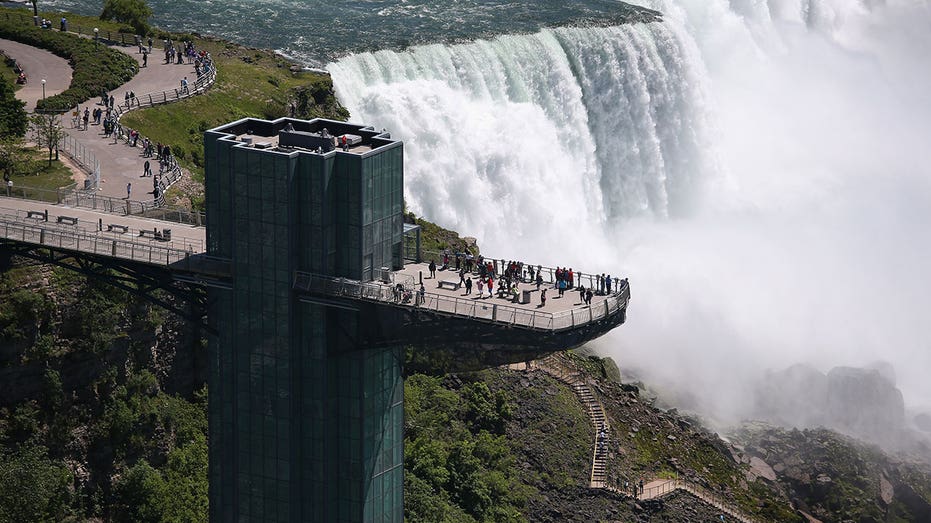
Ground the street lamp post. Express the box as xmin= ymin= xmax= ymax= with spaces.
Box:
xmin=41 ymin=78 xmax=46 ymax=101
xmin=94 ymin=27 xmax=99 ymax=48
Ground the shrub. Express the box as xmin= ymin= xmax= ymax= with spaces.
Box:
xmin=0 ymin=14 xmax=138 ymax=112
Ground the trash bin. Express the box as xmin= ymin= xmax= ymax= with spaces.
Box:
xmin=522 ymin=290 xmax=532 ymax=304
xmin=380 ymin=267 xmax=391 ymax=284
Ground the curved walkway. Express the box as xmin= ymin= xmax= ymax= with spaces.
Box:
xmin=0 ymin=38 xmax=71 ymax=111
xmin=67 ymin=42 xmax=197 ymax=200
xmin=7 ymin=36 xmax=200 ymax=200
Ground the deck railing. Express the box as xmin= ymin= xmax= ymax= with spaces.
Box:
xmin=293 ymin=270 xmax=630 ymax=332
xmin=0 ymin=216 xmax=194 ymax=265
xmin=418 ymin=249 xmax=624 ymax=293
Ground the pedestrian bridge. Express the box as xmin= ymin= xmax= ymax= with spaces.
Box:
xmin=0 ymin=198 xmax=629 ymax=359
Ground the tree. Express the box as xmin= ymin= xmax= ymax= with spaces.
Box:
xmin=100 ymin=0 xmax=152 ymax=35
xmin=0 ymin=443 xmax=73 ymax=522
xmin=0 ymin=78 xmax=27 ymax=138
xmin=29 ymin=113 xmax=63 ymax=166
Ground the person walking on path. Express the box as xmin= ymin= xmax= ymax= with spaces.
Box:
xmin=126 ymin=182 xmax=132 ymax=200
xmin=82 ymin=108 xmax=89 ymax=130
xmin=428 ymin=260 xmax=436 ymax=279
xmin=181 ymin=76 xmax=188 ymax=94
xmin=142 ymin=51 xmax=147 ymax=67
xmin=143 ymin=160 xmax=151 ymax=177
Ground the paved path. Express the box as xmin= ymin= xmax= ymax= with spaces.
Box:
xmin=6 ymin=35 xmax=196 ymax=199
xmin=0 ymin=196 xmax=205 ymax=253
xmin=69 ymin=43 xmax=197 ymax=200
xmin=0 ymin=38 xmax=71 ymax=111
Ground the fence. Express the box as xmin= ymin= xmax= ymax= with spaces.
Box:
xmin=419 ymin=249 xmax=626 ymax=293
xmin=0 ymin=216 xmax=195 ymax=266
xmin=0 ymin=203 xmax=204 ymax=252
xmin=57 ymin=131 xmax=100 ymax=188
xmin=623 ymin=478 xmax=762 ymax=523
xmin=107 ymin=58 xmax=217 ymax=207
xmin=293 ymin=270 xmax=630 ymax=332
xmin=3 ymin=10 xmax=147 ymax=48
xmin=1 ymin=185 xmax=205 ymax=226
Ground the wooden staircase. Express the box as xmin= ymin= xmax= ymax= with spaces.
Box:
xmin=522 ymin=355 xmax=763 ymax=523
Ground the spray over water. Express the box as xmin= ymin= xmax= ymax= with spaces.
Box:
xmin=330 ymin=0 xmax=931 ymax=439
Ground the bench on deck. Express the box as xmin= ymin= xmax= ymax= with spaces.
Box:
xmin=56 ymin=216 xmax=78 ymax=226
xmin=26 ymin=210 xmax=47 ymax=221
xmin=139 ymin=228 xmax=171 ymax=241
xmin=107 ymin=224 xmax=129 ymax=233
xmin=438 ymin=279 xmax=461 ymax=291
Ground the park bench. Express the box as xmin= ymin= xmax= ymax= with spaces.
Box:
xmin=26 ymin=210 xmax=48 ymax=221
xmin=438 ymin=279 xmax=460 ymax=291
xmin=107 ymin=224 xmax=129 ymax=233
xmin=56 ymin=216 xmax=78 ymax=225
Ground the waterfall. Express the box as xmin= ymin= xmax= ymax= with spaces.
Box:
xmin=329 ymin=22 xmax=714 ymax=255
xmin=329 ymin=0 xmax=931 ymax=428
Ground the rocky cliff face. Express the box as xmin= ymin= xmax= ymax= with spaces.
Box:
xmin=752 ymin=363 xmax=930 ymax=455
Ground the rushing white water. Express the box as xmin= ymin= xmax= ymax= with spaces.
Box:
xmin=330 ymin=0 xmax=931 ymax=430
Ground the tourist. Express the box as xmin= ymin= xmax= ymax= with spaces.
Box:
xmin=476 ymin=277 xmax=484 ymax=297
xmin=465 ymin=277 xmax=472 ymax=295
xmin=605 ymin=274 xmax=612 ymax=294
xmin=585 ymin=288 xmax=593 ymax=305
xmin=536 ymin=272 xmax=543 ymax=290
xmin=82 ymin=108 xmax=89 ymax=130
xmin=417 ymin=284 xmax=425 ymax=306
xmin=578 ymin=285 xmax=586 ymax=304
xmin=126 ymin=182 xmax=132 ymax=199
xmin=181 ymin=76 xmax=189 ymax=94
xmin=428 ymin=260 xmax=436 ymax=278
xmin=142 ymin=51 xmax=147 ymax=67
xmin=540 ymin=288 xmax=547 ymax=307
xmin=487 ymin=277 xmax=493 ymax=298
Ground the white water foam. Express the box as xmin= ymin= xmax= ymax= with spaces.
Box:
xmin=329 ymin=0 xmax=931 ymax=428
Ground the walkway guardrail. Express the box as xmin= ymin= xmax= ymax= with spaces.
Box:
xmin=620 ymin=478 xmax=761 ymax=523
xmin=293 ymin=270 xmax=630 ymax=332
xmin=108 ymin=59 xmax=216 ymax=206
xmin=0 ymin=216 xmax=193 ymax=265
xmin=57 ymin=130 xmax=101 ymax=188
xmin=0 ymin=203 xmax=204 ymax=252
xmin=1 ymin=187 xmax=205 ymax=226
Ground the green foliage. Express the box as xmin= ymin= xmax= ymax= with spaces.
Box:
xmin=0 ymin=11 xmax=138 ymax=112
xmin=404 ymin=374 xmax=531 ymax=522
xmin=99 ymin=0 xmax=152 ymax=35
xmin=113 ymin=460 xmax=167 ymax=522
xmin=0 ymin=443 xmax=73 ymax=522
xmin=0 ymin=288 xmax=51 ymax=341
xmin=0 ymin=77 xmax=26 ymax=138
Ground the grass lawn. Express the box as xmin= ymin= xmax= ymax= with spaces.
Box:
xmin=120 ymin=37 xmax=347 ymax=209
xmin=7 ymin=147 xmax=77 ymax=202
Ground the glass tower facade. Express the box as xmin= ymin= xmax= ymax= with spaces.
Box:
xmin=204 ymin=118 xmax=404 ymax=522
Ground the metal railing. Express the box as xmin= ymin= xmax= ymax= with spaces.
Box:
xmin=0 ymin=203 xmax=204 ymax=252
xmin=1 ymin=187 xmax=205 ymax=225
xmin=0 ymin=216 xmax=194 ymax=265
xmin=293 ymin=270 xmax=630 ymax=332
xmin=419 ymin=249 xmax=625 ymax=293
xmin=57 ymin=131 xmax=101 ymax=188
xmin=107 ymin=59 xmax=216 ymax=206
xmin=620 ymin=478 xmax=761 ymax=523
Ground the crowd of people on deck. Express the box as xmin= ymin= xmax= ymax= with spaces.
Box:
xmin=412 ymin=249 xmax=627 ymax=308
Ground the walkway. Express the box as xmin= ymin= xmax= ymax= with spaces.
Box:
xmin=0 ymin=38 xmax=70 ymax=111
xmin=4 ymin=34 xmax=200 ymax=199
xmin=516 ymin=354 xmax=763 ymax=523
xmin=65 ymin=43 xmax=197 ymax=200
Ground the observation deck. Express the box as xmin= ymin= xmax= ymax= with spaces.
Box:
xmin=0 ymin=197 xmax=629 ymax=363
